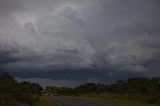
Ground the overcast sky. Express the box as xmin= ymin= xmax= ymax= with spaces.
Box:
xmin=0 ymin=0 xmax=160 ymax=87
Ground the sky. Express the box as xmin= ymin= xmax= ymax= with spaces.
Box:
xmin=0 ymin=0 xmax=160 ymax=87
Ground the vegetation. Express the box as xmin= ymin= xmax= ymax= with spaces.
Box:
xmin=0 ymin=71 xmax=43 ymax=106
xmin=79 ymin=93 xmax=160 ymax=106
xmin=46 ymin=77 xmax=160 ymax=106
xmin=46 ymin=77 xmax=160 ymax=96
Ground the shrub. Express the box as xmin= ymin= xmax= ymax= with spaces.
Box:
xmin=148 ymin=97 xmax=159 ymax=104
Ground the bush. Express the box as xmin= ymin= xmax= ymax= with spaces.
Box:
xmin=0 ymin=72 xmax=43 ymax=106
xmin=148 ymin=97 xmax=159 ymax=104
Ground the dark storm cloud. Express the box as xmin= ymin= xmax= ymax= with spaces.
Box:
xmin=0 ymin=51 xmax=16 ymax=64
xmin=13 ymin=68 xmax=144 ymax=82
xmin=14 ymin=68 xmax=144 ymax=87
xmin=0 ymin=0 xmax=160 ymax=84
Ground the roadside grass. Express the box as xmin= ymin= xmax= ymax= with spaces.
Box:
xmin=108 ymin=99 xmax=159 ymax=106
xmin=33 ymin=96 xmax=58 ymax=106
xmin=79 ymin=93 xmax=160 ymax=106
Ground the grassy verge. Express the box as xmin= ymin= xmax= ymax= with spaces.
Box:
xmin=33 ymin=96 xmax=58 ymax=106
xmin=78 ymin=93 xmax=160 ymax=106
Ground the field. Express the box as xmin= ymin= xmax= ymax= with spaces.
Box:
xmin=80 ymin=93 xmax=160 ymax=106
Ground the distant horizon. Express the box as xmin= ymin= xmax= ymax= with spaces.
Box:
xmin=1 ymin=68 xmax=159 ymax=88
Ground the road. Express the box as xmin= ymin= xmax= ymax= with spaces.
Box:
xmin=52 ymin=96 xmax=120 ymax=106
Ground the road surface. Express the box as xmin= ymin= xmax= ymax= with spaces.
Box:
xmin=52 ymin=96 xmax=120 ymax=106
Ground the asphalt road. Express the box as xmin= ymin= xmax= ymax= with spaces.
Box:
xmin=52 ymin=96 xmax=120 ymax=106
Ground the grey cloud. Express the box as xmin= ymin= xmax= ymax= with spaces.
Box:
xmin=0 ymin=3 xmax=96 ymax=70
xmin=0 ymin=0 xmax=160 ymax=77
xmin=105 ymin=21 xmax=160 ymax=72
xmin=13 ymin=69 xmax=146 ymax=87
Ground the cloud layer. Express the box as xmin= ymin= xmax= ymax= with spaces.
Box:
xmin=0 ymin=0 xmax=160 ymax=78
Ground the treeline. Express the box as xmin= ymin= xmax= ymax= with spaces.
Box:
xmin=46 ymin=77 xmax=160 ymax=96
xmin=0 ymin=72 xmax=43 ymax=106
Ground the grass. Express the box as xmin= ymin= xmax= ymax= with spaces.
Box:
xmin=103 ymin=97 xmax=160 ymax=106
xmin=78 ymin=93 xmax=160 ymax=106
xmin=33 ymin=96 xmax=58 ymax=106
xmin=0 ymin=95 xmax=58 ymax=106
